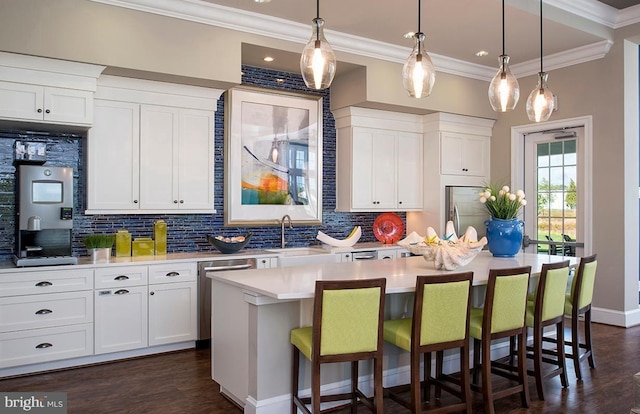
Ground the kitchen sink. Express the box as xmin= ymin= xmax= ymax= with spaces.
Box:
xmin=264 ymin=247 xmax=330 ymax=256
xmin=264 ymin=247 xmax=336 ymax=267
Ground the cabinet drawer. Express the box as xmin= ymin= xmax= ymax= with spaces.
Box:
xmin=148 ymin=263 xmax=196 ymax=285
xmin=0 ymin=323 xmax=93 ymax=369
xmin=94 ymin=266 xmax=148 ymax=289
xmin=0 ymin=292 xmax=93 ymax=333
xmin=0 ymin=269 xmax=93 ymax=297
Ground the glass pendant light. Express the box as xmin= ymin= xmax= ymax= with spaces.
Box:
xmin=488 ymin=0 xmax=519 ymax=112
xmin=526 ymin=0 xmax=555 ymax=122
xmin=402 ymin=0 xmax=435 ymax=98
xmin=300 ymin=0 xmax=336 ymax=90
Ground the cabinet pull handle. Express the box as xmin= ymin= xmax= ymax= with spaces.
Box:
xmin=114 ymin=289 xmax=129 ymax=295
xmin=35 ymin=281 xmax=52 ymax=287
xmin=35 ymin=309 xmax=53 ymax=315
xmin=150 ymin=291 xmax=155 ymax=295
xmin=134 ymin=200 xmax=139 ymax=204
xmin=173 ymin=200 xmax=178 ymax=204
xmin=36 ymin=343 xmax=53 ymax=349
xmin=114 ymin=275 xmax=129 ymax=281
xmin=45 ymin=109 xmax=50 ymax=114
xmin=165 ymin=271 xmax=180 ymax=277
xmin=37 ymin=108 xmax=42 ymax=113
xmin=179 ymin=200 xmax=184 ymax=204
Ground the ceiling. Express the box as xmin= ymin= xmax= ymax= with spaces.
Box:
xmin=201 ymin=0 xmax=640 ymax=77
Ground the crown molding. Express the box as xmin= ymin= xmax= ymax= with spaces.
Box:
xmin=512 ymin=39 xmax=613 ymax=78
xmin=547 ymin=0 xmax=640 ymax=29
xmin=90 ymin=0 xmax=614 ymax=82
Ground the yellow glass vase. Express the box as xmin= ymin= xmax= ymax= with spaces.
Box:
xmin=115 ymin=230 xmax=131 ymax=257
xmin=154 ymin=220 xmax=167 ymax=255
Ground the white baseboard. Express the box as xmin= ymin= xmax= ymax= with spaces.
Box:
xmin=592 ymin=306 xmax=640 ymax=327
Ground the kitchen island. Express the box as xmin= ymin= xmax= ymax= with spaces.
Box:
xmin=209 ymin=252 xmax=577 ymax=414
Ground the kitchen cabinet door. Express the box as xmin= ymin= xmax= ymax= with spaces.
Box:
xmin=139 ymin=105 xmax=214 ymax=211
xmin=351 ymin=128 xmax=397 ymax=210
xmin=139 ymin=104 xmax=179 ymax=210
xmin=440 ymin=132 xmax=489 ymax=177
xmin=87 ymin=100 xmax=140 ymax=211
xmin=148 ymin=281 xmax=197 ymax=346
xmin=94 ymin=286 xmax=148 ymax=354
xmin=396 ymin=132 xmax=423 ymax=209
xmin=0 ymin=82 xmax=92 ymax=125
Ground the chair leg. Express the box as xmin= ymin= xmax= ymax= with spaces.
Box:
xmin=472 ymin=338 xmax=481 ymax=385
xmin=481 ymin=338 xmax=495 ymax=414
xmin=292 ymin=346 xmax=300 ymax=414
xmin=571 ymin=315 xmax=583 ymax=380
xmin=435 ymin=350 xmax=443 ymax=400
xmin=517 ymin=330 xmax=531 ymax=408
xmin=460 ymin=345 xmax=473 ymax=414
xmin=312 ymin=358 xmax=321 ymax=414
xmin=532 ymin=326 xmax=545 ymax=400
xmin=350 ymin=361 xmax=358 ymax=414
xmin=374 ymin=356 xmax=384 ymax=414
xmin=556 ymin=320 xmax=568 ymax=388
xmin=410 ymin=346 xmax=422 ymax=413
xmin=585 ymin=309 xmax=596 ymax=369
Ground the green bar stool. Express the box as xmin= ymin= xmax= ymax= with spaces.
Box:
xmin=383 ymin=272 xmax=474 ymax=414
xmin=522 ymin=260 xmax=571 ymax=400
xmin=543 ymin=254 xmax=598 ymax=380
xmin=291 ymin=278 xmax=386 ymax=414
xmin=469 ymin=266 xmax=531 ymax=414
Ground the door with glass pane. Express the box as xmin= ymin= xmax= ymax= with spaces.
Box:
xmin=523 ymin=128 xmax=584 ymax=256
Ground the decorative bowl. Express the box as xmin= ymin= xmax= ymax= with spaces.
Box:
xmin=207 ymin=232 xmax=252 ymax=254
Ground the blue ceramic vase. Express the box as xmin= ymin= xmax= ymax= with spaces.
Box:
xmin=484 ymin=218 xmax=524 ymax=257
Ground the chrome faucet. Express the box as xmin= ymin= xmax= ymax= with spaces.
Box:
xmin=280 ymin=214 xmax=292 ymax=248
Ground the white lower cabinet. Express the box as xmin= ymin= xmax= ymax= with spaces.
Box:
xmin=148 ymin=281 xmax=197 ymax=346
xmin=94 ymin=286 xmax=148 ymax=355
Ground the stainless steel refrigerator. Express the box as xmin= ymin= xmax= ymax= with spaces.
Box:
xmin=445 ymin=186 xmax=490 ymax=239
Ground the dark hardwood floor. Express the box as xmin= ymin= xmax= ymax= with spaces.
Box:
xmin=1 ymin=322 xmax=639 ymax=413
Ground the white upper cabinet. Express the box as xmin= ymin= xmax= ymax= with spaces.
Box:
xmin=334 ymin=107 xmax=423 ymax=212
xmin=440 ymin=132 xmax=489 ymax=177
xmin=86 ymin=76 xmax=222 ymax=214
xmin=0 ymin=52 xmax=104 ymax=127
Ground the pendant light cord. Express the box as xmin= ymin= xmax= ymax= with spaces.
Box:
xmin=539 ymin=0 xmax=543 ymax=74
xmin=418 ymin=0 xmax=421 ymax=33
xmin=501 ymin=0 xmax=505 ymax=55
xmin=315 ymin=0 xmax=320 ymax=42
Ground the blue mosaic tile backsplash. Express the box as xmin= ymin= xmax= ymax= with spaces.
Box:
xmin=0 ymin=66 xmax=405 ymax=261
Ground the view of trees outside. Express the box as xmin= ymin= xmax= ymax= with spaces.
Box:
xmin=536 ymin=140 xmax=577 ymax=252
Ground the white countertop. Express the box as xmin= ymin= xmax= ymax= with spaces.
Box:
xmin=0 ymin=242 xmax=405 ymax=273
xmin=208 ymin=251 xmax=579 ymax=300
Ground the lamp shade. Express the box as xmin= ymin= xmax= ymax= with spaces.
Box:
xmin=402 ymin=33 xmax=435 ymax=99
xmin=488 ymin=55 xmax=519 ymax=112
xmin=526 ymin=72 xmax=555 ymax=123
xmin=300 ymin=17 xmax=336 ymax=90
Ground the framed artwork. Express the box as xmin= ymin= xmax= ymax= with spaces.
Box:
xmin=224 ymin=86 xmax=323 ymax=226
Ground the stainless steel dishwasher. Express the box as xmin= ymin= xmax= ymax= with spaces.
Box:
xmin=197 ymin=258 xmax=257 ymax=348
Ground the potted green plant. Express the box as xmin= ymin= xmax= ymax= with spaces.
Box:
xmin=83 ymin=234 xmax=115 ymax=263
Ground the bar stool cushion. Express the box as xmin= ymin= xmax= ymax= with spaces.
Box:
xmin=291 ymin=286 xmax=381 ymax=360
xmin=526 ymin=266 xmax=570 ymax=327
xmin=384 ymin=280 xmax=470 ymax=351
xmin=565 ymin=260 xmax=597 ymax=315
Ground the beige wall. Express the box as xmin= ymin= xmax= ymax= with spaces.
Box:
xmin=0 ymin=0 xmax=638 ymax=323
xmin=492 ymin=22 xmax=640 ymax=321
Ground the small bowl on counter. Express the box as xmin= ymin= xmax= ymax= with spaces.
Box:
xmin=207 ymin=232 xmax=252 ymax=254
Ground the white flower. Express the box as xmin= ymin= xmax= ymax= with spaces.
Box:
xmin=509 ymin=193 xmax=516 ymax=201
xmin=498 ymin=190 xmax=505 ymax=196
xmin=484 ymin=190 xmax=491 ymax=198
xmin=516 ymin=189 xmax=525 ymax=198
xmin=479 ymin=196 xmax=487 ymax=203
xmin=521 ymin=199 xmax=528 ymax=206
xmin=490 ymin=195 xmax=496 ymax=201
xmin=502 ymin=185 xmax=510 ymax=193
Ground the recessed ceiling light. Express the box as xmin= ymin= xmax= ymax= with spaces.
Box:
xmin=476 ymin=50 xmax=489 ymax=57
xmin=403 ymin=32 xmax=415 ymax=39
xmin=254 ymin=0 xmax=271 ymax=3
xmin=263 ymin=56 xmax=274 ymax=62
